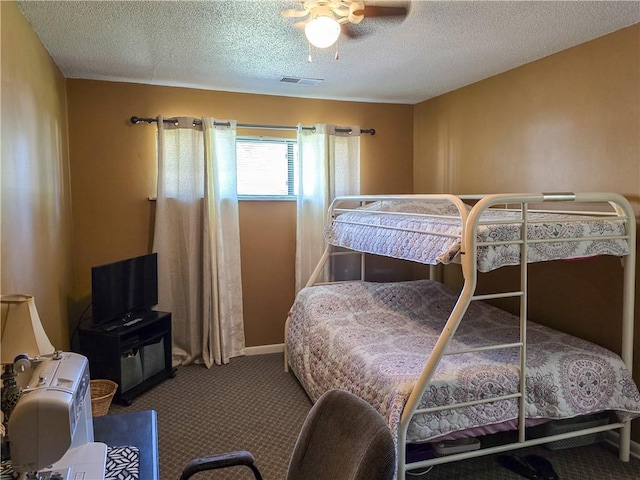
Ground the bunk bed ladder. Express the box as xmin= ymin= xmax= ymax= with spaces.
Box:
xmin=398 ymin=194 xmax=636 ymax=478
xmin=417 ymin=230 xmax=530 ymax=446
xmin=449 ymin=202 xmax=530 ymax=443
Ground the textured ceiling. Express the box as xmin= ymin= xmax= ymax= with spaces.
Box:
xmin=16 ymin=0 xmax=640 ymax=105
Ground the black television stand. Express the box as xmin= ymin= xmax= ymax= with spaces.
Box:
xmin=78 ymin=311 xmax=176 ymax=406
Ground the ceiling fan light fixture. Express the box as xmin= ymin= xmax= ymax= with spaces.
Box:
xmin=304 ymin=15 xmax=341 ymax=49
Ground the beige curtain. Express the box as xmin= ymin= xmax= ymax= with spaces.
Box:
xmin=295 ymin=124 xmax=361 ymax=292
xmin=154 ymin=116 xmax=245 ymax=367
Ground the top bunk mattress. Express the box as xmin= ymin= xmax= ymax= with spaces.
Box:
xmin=323 ymin=199 xmax=630 ymax=272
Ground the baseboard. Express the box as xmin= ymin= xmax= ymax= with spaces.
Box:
xmin=245 ymin=343 xmax=284 ymax=355
xmin=605 ymin=431 xmax=640 ymax=460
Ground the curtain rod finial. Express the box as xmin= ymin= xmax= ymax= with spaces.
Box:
xmin=131 ymin=116 xmax=140 ymax=124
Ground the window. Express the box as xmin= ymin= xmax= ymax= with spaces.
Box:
xmin=236 ymin=137 xmax=298 ymax=199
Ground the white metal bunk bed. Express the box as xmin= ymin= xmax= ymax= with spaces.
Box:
xmin=284 ymin=192 xmax=640 ymax=478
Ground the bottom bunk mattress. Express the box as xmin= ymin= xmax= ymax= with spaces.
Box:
xmin=286 ymin=280 xmax=640 ymax=444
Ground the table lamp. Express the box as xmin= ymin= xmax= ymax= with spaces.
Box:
xmin=1 ymin=294 xmax=55 ymax=420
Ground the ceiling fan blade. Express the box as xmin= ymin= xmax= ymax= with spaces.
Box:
xmin=355 ymin=6 xmax=408 ymax=18
xmin=281 ymin=8 xmax=309 ymax=18
xmin=293 ymin=21 xmax=307 ymax=30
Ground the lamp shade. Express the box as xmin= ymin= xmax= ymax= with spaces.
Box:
xmin=1 ymin=295 xmax=54 ymax=365
xmin=305 ymin=16 xmax=341 ymax=49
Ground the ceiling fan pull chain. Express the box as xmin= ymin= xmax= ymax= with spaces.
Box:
xmin=308 ymin=41 xmax=313 ymax=63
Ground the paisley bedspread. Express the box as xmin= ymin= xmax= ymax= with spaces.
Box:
xmin=286 ymin=280 xmax=640 ymax=444
xmin=323 ymin=200 xmax=630 ymax=272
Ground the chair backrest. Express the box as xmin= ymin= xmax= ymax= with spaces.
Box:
xmin=286 ymin=389 xmax=396 ymax=480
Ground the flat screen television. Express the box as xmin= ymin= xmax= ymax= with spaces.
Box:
xmin=91 ymin=253 xmax=158 ymax=326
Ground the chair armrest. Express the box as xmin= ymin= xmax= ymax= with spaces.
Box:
xmin=179 ymin=450 xmax=263 ymax=480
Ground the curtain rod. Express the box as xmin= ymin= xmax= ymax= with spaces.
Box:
xmin=130 ymin=116 xmax=375 ymax=135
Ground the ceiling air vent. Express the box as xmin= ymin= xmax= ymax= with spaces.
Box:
xmin=279 ymin=76 xmax=323 ymax=86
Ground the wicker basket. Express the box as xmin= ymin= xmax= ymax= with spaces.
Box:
xmin=90 ymin=379 xmax=118 ymax=417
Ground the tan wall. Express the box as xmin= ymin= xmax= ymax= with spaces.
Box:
xmin=0 ymin=1 xmax=73 ymax=350
xmin=415 ymin=25 xmax=639 ymax=197
xmin=413 ymin=25 xmax=640 ymax=439
xmin=7 ymin=0 xmax=639 ymax=441
xmin=66 ymin=79 xmax=414 ymax=347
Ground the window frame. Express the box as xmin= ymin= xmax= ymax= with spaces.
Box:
xmin=236 ymin=135 xmax=298 ymax=201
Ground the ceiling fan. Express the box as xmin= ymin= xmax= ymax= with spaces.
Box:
xmin=282 ymin=1 xmax=408 ymax=49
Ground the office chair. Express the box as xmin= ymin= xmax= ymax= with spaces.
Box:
xmin=180 ymin=389 xmax=396 ymax=480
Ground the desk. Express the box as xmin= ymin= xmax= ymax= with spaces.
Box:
xmin=94 ymin=410 xmax=159 ymax=480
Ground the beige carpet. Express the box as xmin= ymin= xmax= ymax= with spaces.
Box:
xmin=109 ymin=353 xmax=640 ymax=479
